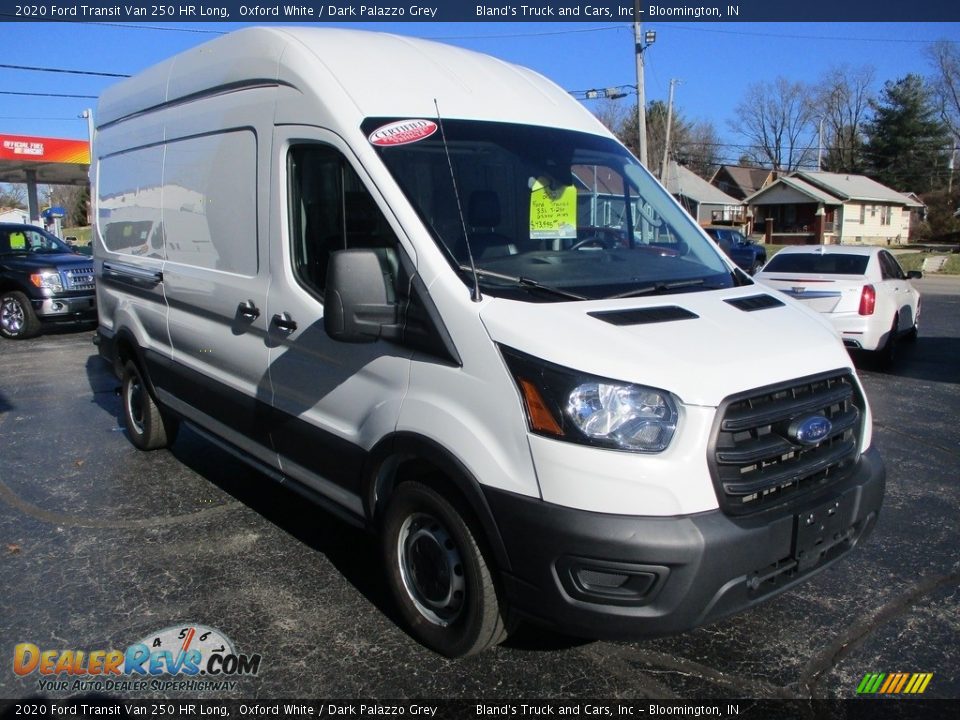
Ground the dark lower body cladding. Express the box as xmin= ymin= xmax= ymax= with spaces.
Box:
xmin=486 ymin=447 xmax=884 ymax=639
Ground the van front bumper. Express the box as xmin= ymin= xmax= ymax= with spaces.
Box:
xmin=484 ymin=446 xmax=884 ymax=639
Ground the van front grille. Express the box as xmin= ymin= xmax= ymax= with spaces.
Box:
xmin=710 ymin=371 xmax=864 ymax=515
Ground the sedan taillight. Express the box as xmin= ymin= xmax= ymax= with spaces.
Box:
xmin=859 ymin=284 xmax=876 ymax=316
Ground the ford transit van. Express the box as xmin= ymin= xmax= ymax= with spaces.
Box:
xmin=93 ymin=27 xmax=884 ymax=657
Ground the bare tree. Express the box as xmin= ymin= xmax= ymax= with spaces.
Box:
xmin=44 ymin=184 xmax=91 ymax=227
xmin=926 ymin=40 xmax=960 ymax=144
xmin=681 ymin=121 xmax=723 ymax=180
xmin=594 ymin=100 xmax=721 ymax=179
xmin=730 ymin=77 xmax=818 ymax=171
xmin=815 ymin=64 xmax=875 ymax=173
xmin=0 ymin=183 xmax=26 ymax=209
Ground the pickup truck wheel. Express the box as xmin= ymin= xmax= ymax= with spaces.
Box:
xmin=0 ymin=291 xmax=41 ymax=339
xmin=382 ymin=481 xmax=508 ymax=657
xmin=750 ymin=261 xmax=764 ymax=275
xmin=121 ymin=360 xmax=179 ymax=450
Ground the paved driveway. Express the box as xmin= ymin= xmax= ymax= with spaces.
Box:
xmin=1 ymin=278 xmax=957 ymax=700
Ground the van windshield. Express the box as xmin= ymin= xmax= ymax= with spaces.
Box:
xmin=364 ymin=118 xmax=736 ymax=301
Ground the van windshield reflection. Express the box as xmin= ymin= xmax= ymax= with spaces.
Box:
xmin=366 ymin=118 xmax=734 ymax=301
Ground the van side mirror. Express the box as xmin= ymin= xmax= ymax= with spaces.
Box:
xmin=324 ymin=249 xmax=399 ymax=343
xmin=906 ymin=270 xmax=922 ymax=280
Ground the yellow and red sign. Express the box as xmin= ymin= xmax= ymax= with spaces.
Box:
xmin=0 ymin=134 xmax=89 ymax=165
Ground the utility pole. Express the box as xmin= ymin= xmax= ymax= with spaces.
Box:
xmin=661 ymin=79 xmax=679 ymax=180
xmin=634 ymin=1 xmax=648 ymax=167
xmin=817 ymin=117 xmax=824 ymax=172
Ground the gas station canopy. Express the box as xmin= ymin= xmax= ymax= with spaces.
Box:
xmin=0 ymin=134 xmax=90 ymax=221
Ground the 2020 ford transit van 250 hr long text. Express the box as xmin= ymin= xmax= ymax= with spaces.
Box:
xmin=93 ymin=27 xmax=885 ymax=657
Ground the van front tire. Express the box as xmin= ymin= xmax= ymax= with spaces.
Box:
xmin=382 ymin=481 xmax=508 ymax=657
xmin=122 ymin=360 xmax=179 ymax=450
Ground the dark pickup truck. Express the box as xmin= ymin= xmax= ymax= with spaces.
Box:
xmin=704 ymin=226 xmax=767 ymax=275
xmin=0 ymin=223 xmax=96 ymax=339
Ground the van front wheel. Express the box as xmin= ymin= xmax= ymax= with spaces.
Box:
xmin=382 ymin=481 xmax=508 ymax=657
xmin=121 ymin=360 xmax=179 ymax=450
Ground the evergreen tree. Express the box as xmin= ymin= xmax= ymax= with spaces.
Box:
xmin=863 ymin=74 xmax=952 ymax=192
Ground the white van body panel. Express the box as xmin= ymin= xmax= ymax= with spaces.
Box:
xmin=93 ymin=27 xmax=885 ymax=650
xmin=478 ymin=290 xmax=853 ymax=408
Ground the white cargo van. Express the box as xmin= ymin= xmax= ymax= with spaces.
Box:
xmin=93 ymin=27 xmax=884 ymax=657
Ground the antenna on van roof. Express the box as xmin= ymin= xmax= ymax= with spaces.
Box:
xmin=434 ymin=98 xmax=482 ymax=303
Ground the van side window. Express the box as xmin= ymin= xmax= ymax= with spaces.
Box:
xmin=288 ymin=145 xmax=399 ymax=298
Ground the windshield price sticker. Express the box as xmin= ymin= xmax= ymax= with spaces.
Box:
xmin=529 ymin=177 xmax=577 ymax=240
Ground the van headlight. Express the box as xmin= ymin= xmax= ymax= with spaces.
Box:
xmin=500 ymin=346 xmax=678 ymax=453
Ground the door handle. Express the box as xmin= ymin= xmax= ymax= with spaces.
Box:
xmin=272 ymin=312 xmax=298 ymax=332
xmin=237 ymin=300 xmax=260 ymax=320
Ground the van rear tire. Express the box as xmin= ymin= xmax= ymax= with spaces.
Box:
xmin=121 ymin=359 xmax=179 ymax=450
xmin=382 ymin=481 xmax=508 ymax=657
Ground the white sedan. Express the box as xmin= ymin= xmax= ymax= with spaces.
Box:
xmin=755 ymin=245 xmax=921 ymax=364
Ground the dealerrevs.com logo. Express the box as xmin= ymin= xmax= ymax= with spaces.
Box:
xmin=13 ymin=624 xmax=262 ymax=693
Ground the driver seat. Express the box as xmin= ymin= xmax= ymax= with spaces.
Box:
xmin=467 ymin=191 xmax=516 ymax=259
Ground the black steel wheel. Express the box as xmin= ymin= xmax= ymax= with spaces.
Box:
xmin=121 ymin=359 xmax=179 ymax=450
xmin=382 ymin=481 xmax=508 ymax=657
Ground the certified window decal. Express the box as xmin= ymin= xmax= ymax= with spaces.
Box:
xmin=368 ymin=119 xmax=438 ymax=147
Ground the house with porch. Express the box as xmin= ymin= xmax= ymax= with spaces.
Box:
xmin=744 ymin=171 xmax=922 ymax=245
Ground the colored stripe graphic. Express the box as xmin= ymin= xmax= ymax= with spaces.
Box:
xmin=857 ymin=672 xmax=932 ymax=694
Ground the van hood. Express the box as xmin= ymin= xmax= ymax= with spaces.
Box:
xmin=479 ymin=287 xmax=852 ymax=407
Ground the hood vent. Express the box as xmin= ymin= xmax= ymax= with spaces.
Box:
xmin=725 ymin=294 xmax=784 ymax=312
xmin=589 ymin=306 xmax=698 ymax=326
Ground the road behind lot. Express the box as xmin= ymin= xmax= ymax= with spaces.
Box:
xmin=1 ymin=277 xmax=958 ymax=700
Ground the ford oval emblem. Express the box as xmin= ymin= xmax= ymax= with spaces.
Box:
xmin=789 ymin=415 xmax=833 ymax=446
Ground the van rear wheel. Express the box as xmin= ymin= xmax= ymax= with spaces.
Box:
xmin=122 ymin=360 xmax=179 ymax=450
xmin=382 ymin=481 xmax=508 ymax=657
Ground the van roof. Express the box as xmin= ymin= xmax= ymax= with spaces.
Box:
xmin=96 ymin=27 xmax=607 ymax=136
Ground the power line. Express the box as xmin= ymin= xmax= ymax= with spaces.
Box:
xmin=0 ymin=15 xmax=227 ymax=33
xmin=0 ymin=91 xmax=98 ymax=99
xmin=0 ymin=115 xmax=80 ymax=121
xmin=0 ymin=63 xmax=129 ymax=78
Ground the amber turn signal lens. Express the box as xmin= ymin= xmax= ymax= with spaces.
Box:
xmin=518 ymin=377 xmax=563 ymax=437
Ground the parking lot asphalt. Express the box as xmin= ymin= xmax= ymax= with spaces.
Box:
xmin=1 ymin=277 xmax=958 ymax=701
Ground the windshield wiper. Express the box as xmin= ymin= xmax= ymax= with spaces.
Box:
xmin=607 ymin=278 xmax=707 ymax=300
xmin=458 ymin=265 xmax=587 ymax=301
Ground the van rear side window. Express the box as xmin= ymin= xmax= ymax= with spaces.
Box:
xmin=288 ymin=144 xmax=399 ymax=299
xmin=96 ymin=131 xmax=258 ymax=275
xmin=98 ymin=146 xmax=164 ymax=258
xmin=162 ymin=131 xmax=258 ymax=276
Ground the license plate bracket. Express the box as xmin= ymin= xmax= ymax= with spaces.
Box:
xmin=792 ymin=494 xmax=851 ymax=572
